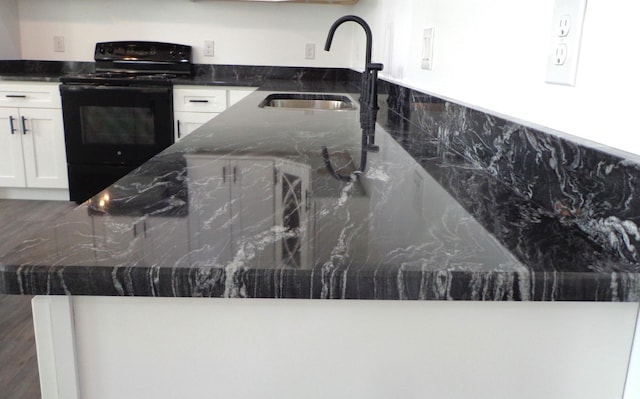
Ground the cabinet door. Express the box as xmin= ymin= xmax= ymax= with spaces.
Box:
xmin=0 ymin=108 xmax=26 ymax=187
xmin=19 ymin=108 xmax=68 ymax=189
xmin=274 ymin=160 xmax=312 ymax=269
xmin=186 ymin=156 xmax=233 ymax=266
xmin=174 ymin=111 xmax=217 ymax=141
xmin=229 ymin=89 xmax=256 ymax=107
xmin=230 ymin=159 xmax=276 ymax=267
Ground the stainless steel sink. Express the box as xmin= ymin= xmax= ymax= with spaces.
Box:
xmin=259 ymin=93 xmax=356 ymax=111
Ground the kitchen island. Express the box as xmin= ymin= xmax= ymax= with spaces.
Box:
xmin=0 ymin=72 xmax=639 ymax=398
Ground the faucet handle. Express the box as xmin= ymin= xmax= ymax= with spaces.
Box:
xmin=366 ymin=62 xmax=384 ymax=71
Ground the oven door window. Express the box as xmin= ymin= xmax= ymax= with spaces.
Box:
xmin=80 ymin=105 xmax=155 ymax=145
xmin=61 ymin=85 xmax=174 ymax=165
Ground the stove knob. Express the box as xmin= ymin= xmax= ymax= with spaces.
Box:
xmin=98 ymin=45 xmax=105 ymax=54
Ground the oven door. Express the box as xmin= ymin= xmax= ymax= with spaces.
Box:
xmin=60 ymin=84 xmax=174 ymax=166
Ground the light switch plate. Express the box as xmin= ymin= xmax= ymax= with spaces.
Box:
xmin=421 ymin=27 xmax=434 ymax=70
xmin=545 ymin=0 xmax=587 ymax=86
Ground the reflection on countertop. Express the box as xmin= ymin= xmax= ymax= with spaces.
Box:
xmin=1 ymin=89 xmax=531 ymax=300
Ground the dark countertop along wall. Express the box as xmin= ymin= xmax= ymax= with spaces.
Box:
xmin=0 ymin=61 xmax=639 ymax=301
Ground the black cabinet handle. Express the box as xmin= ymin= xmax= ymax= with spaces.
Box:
xmin=8 ymin=116 xmax=16 ymax=134
xmin=176 ymin=120 xmax=181 ymax=138
xmin=21 ymin=116 xmax=28 ymax=134
xmin=5 ymin=94 xmax=27 ymax=98
xmin=222 ymin=166 xmax=227 ymax=183
xmin=189 ymin=99 xmax=209 ymax=103
xmin=233 ymin=166 xmax=237 ymax=184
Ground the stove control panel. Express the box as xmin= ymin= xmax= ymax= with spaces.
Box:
xmin=93 ymin=41 xmax=193 ymax=75
xmin=94 ymin=41 xmax=192 ymax=64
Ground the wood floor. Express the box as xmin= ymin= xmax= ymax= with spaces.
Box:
xmin=0 ymin=199 xmax=77 ymax=399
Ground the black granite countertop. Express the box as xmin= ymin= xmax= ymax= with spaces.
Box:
xmin=0 ymin=61 xmax=358 ymax=88
xmin=0 ymin=73 xmax=62 ymax=82
xmin=1 ymin=62 xmax=639 ymax=301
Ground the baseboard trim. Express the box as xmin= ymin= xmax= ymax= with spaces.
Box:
xmin=0 ymin=188 xmax=70 ymax=201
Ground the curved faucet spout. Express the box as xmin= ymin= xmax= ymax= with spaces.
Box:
xmin=324 ymin=15 xmax=373 ymax=66
xmin=325 ymin=15 xmax=383 ymax=110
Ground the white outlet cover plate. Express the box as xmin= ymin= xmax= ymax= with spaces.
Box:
xmin=545 ymin=0 xmax=587 ymax=86
xmin=204 ymin=40 xmax=214 ymax=57
xmin=305 ymin=43 xmax=315 ymax=60
xmin=53 ymin=36 xmax=65 ymax=52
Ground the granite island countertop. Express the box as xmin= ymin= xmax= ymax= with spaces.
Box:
xmin=1 ymin=66 xmax=639 ymax=301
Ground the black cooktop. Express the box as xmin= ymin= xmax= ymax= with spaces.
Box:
xmin=60 ymin=72 xmax=178 ymax=86
xmin=61 ymin=41 xmax=192 ymax=85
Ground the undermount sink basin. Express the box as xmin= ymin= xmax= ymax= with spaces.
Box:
xmin=259 ymin=93 xmax=356 ymax=111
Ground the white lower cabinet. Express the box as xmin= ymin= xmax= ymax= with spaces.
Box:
xmin=186 ymin=155 xmax=311 ymax=270
xmin=0 ymin=107 xmax=67 ymax=189
xmin=186 ymin=156 xmax=276 ymax=267
xmin=32 ymin=297 xmax=640 ymax=399
xmin=173 ymin=85 xmax=257 ymax=142
xmin=0 ymin=82 xmax=68 ymax=199
xmin=229 ymin=88 xmax=256 ymax=107
xmin=0 ymin=108 xmax=25 ymax=187
xmin=174 ymin=111 xmax=215 ymax=141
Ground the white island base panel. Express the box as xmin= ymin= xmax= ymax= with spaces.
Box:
xmin=32 ymin=296 xmax=640 ymax=399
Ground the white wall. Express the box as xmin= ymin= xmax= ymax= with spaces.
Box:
xmin=351 ymin=0 xmax=640 ymax=156
xmin=17 ymin=0 xmax=355 ymax=67
xmin=0 ymin=0 xmax=21 ymax=59
xmin=13 ymin=0 xmax=640 ymax=155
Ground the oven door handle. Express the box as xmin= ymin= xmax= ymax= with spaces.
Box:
xmin=60 ymin=85 xmax=171 ymax=95
xmin=112 ymin=60 xmax=175 ymax=65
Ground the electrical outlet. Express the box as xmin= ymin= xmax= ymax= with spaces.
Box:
xmin=421 ymin=27 xmax=434 ymax=70
xmin=558 ymin=15 xmax=571 ymax=36
xmin=545 ymin=0 xmax=587 ymax=86
xmin=305 ymin=43 xmax=315 ymax=60
xmin=553 ymin=44 xmax=568 ymax=65
xmin=204 ymin=40 xmax=214 ymax=57
xmin=53 ymin=36 xmax=65 ymax=52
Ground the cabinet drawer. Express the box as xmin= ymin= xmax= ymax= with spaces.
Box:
xmin=0 ymin=82 xmax=61 ymax=109
xmin=173 ymin=87 xmax=227 ymax=113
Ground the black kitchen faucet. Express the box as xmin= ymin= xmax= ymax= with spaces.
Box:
xmin=324 ymin=15 xmax=384 ymax=110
